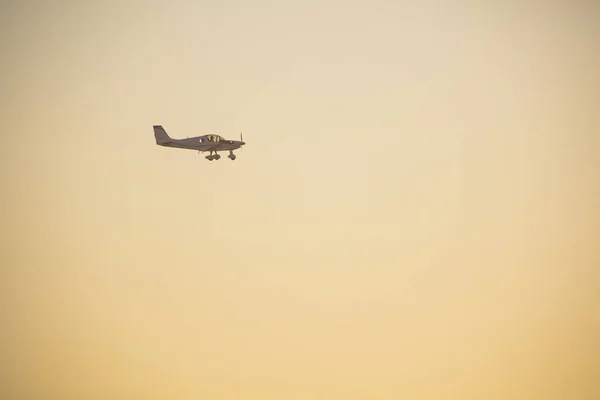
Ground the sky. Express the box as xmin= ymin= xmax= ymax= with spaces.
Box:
xmin=1 ymin=1 xmax=599 ymax=399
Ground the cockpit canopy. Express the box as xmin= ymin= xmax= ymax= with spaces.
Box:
xmin=204 ymin=134 xmax=224 ymax=143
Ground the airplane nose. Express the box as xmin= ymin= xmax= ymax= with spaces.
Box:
xmin=241 ymin=141 xmax=246 ymax=145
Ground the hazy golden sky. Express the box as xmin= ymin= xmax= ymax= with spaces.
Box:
xmin=2 ymin=1 xmax=599 ymax=399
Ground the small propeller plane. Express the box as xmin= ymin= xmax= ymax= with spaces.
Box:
xmin=153 ymin=125 xmax=246 ymax=160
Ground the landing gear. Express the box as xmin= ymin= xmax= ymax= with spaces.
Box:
xmin=228 ymin=151 xmax=236 ymax=160
xmin=205 ymin=151 xmax=220 ymax=161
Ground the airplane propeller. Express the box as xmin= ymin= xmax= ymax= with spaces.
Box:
xmin=240 ymin=132 xmax=244 ymax=150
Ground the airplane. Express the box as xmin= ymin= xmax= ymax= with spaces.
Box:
xmin=153 ymin=125 xmax=246 ymax=160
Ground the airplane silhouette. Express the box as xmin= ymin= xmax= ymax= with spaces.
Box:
xmin=154 ymin=125 xmax=245 ymax=160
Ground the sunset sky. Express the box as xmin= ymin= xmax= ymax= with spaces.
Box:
xmin=2 ymin=1 xmax=599 ymax=399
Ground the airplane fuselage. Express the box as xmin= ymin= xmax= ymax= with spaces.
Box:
xmin=159 ymin=137 xmax=243 ymax=152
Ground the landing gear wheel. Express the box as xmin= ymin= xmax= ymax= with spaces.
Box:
xmin=214 ymin=154 xmax=221 ymax=160
xmin=228 ymin=153 xmax=236 ymax=160
xmin=206 ymin=155 xmax=214 ymax=160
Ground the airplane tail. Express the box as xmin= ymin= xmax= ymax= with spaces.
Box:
xmin=154 ymin=125 xmax=172 ymax=145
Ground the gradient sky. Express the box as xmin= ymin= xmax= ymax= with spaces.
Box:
xmin=2 ymin=1 xmax=599 ymax=399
